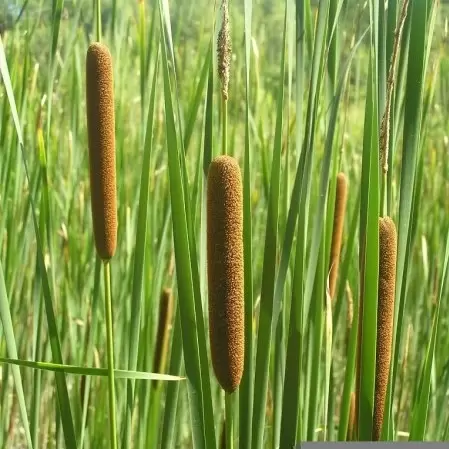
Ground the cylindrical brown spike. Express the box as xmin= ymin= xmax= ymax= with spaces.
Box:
xmin=86 ymin=42 xmax=117 ymax=260
xmin=329 ymin=172 xmax=348 ymax=300
xmin=207 ymin=155 xmax=244 ymax=393
xmin=373 ymin=216 xmax=397 ymax=440
xmin=152 ymin=288 xmax=174 ymax=389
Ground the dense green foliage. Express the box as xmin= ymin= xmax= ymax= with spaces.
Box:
xmin=0 ymin=0 xmax=449 ymax=447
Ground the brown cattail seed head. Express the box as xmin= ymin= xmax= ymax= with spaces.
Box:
xmin=329 ymin=172 xmax=348 ymax=300
xmin=217 ymin=0 xmax=231 ymax=100
xmin=86 ymin=42 xmax=117 ymax=260
xmin=207 ymin=155 xmax=244 ymax=393
xmin=152 ymin=288 xmax=174 ymax=389
xmin=373 ymin=216 xmax=397 ymax=440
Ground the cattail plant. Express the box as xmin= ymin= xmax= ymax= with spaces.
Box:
xmin=86 ymin=41 xmax=118 ymax=449
xmin=373 ymin=217 xmax=397 ymax=440
xmin=207 ymin=155 xmax=244 ymax=449
xmin=329 ymin=172 xmax=348 ymax=300
xmin=152 ymin=288 xmax=174 ymax=389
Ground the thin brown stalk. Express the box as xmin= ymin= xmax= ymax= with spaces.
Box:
xmin=380 ymin=0 xmax=410 ymax=175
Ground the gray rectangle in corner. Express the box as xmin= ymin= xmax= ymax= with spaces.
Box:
xmin=296 ymin=444 xmax=447 ymax=449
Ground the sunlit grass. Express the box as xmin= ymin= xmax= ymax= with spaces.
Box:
xmin=0 ymin=0 xmax=448 ymax=447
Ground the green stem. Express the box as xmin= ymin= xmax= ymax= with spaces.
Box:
xmin=96 ymin=0 xmax=102 ymax=42
xmin=222 ymin=95 xmax=228 ymax=155
xmin=225 ymin=392 xmax=233 ymax=449
xmin=381 ymin=171 xmax=387 ymax=216
xmin=104 ymin=261 xmax=117 ymax=449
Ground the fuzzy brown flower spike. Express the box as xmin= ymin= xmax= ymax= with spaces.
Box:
xmin=207 ymin=155 xmax=244 ymax=393
xmin=373 ymin=216 xmax=397 ymax=440
xmin=329 ymin=172 xmax=348 ymax=300
xmin=86 ymin=42 xmax=117 ymax=260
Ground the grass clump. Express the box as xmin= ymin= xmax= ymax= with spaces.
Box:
xmin=0 ymin=0 xmax=445 ymax=447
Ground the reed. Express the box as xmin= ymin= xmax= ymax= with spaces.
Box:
xmin=86 ymin=41 xmax=118 ymax=449
xmin=329 ymin=172 xmax=348 ymax=300
xmin=207 ymin=155 xmax=244 ymax=449
xmin=0 ymin=0 xmax=441 ymax=447
xmin=373 ymin=216 xmax=397 ymax=440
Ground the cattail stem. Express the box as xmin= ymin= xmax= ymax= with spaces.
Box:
xmin=95 ymin=0 xmax=102 ymax=42
xmin=222 ymin=95 xmax=228 ymax=155
xmin=103 ymin=261 xmax=117 ymax=449
xmin=380 ymin=171 xmax=387 ymax=217
xmin=225 ymin=393 xmax=234 ymax=449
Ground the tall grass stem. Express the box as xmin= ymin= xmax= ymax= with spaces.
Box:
xmin=104 ymin=261 xmax=118 ymax=449
xmin=96 ymin=0 xmax=102 ymax=42
xmin=225 ymin=393 xmax=233 ymax=449
xmin=222 ymin=96 xmax=228 ymax=155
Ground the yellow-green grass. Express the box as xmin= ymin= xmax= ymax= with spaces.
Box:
xmin=0 ymin=0 xmax=444 ymax=448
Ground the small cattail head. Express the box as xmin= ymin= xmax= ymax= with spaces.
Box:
xmin=152 ymin=288 xmax=174 ymax=389
xmin=373 ymin=216 xmax=397 ymax=440
xmin=217 ymin=0 xmax=231 ymax=100
xmin=329 ymin=172 xmax=348 ymax=300
xmin=86 ymin=42 xmax=117 ymax=260
xmin=207 ymin=155 xmax=244 ymax=393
